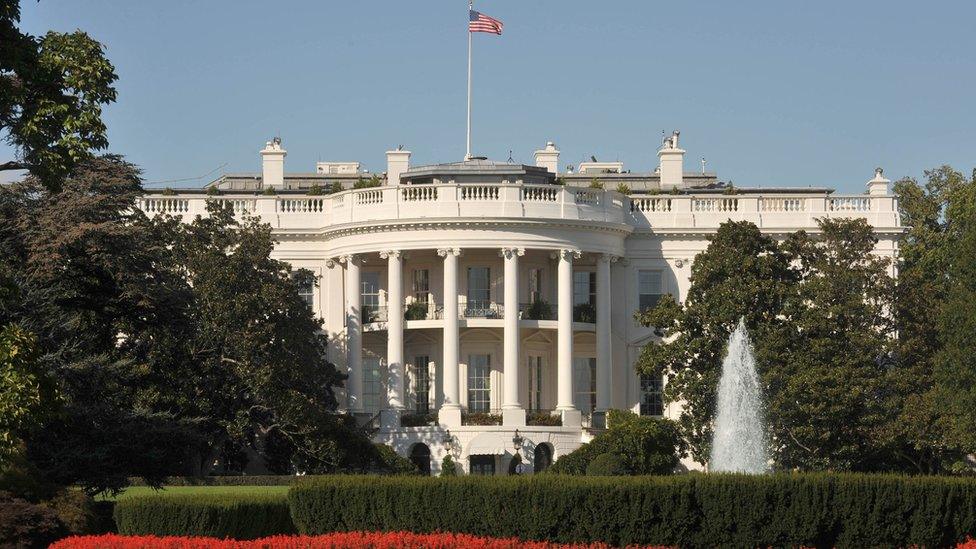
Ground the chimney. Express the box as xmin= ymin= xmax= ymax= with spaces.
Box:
xmin=386 ymin=146 xmax=411 ymax=185
xmin=534 ymin=141 xmax=560 ymax=174
xmin=260 ymin=137 xmax=287 ymax=189
xmin=657 ymin=130 xmax=684 ymax=190
xmin=867 ymin=167 xmax=890 ymax=196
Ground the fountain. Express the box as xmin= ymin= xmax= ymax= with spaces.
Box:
xmin=709 ymin=318 xmax=769 ymax=473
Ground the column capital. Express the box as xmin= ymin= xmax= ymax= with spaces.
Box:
xmin=599 ymin=253 xmax=621 ymax=264
xmin=325 ymin=258 xmax=337 ymax=269
xmin=499 ymin=247 xmax=525 ymax=259
xmin=437 ymin=247 xmax=462 ymax=258
xmin=551 ymin=249 xmax=581 ymax=261
xmin=379 ymin=250 xmax=401 ymax=260
xmin=337 ymin=253 xmax=362 ymax=266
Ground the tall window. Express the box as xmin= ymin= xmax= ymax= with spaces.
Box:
xmin=293 ymin=271 xmax=315 ymax=309
xmin=363 ymin=357 xmax=383 ymax=412
xmin=467 ymin=354 xmax=491 ymax=412
xmin=573 ymin=271 xmax=596 ymax=306
xmin=361 ymin=271 xmax=380 ymax=322
xmin=412 ymin=356 xmax=430 ymax=414
xmin=467 ymin=266 xmax=491 ymax=311
xmin=528 ymin=355 xmax=544 ymax=411
xmin=640 ymin=373 xmax=664 ymax=416
xmin=573 ymin=357 xmax=597 ymax=414
xmin=638 ymin=270 xmax=663 ymax=311
xmin=528 ymin=268 xmax=543 ymax=303
xmin=413 ymin=269 xmax=430 ymax=303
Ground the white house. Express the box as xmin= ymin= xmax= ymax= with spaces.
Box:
xmin=139 ymin=133 xmax=901 ymax=475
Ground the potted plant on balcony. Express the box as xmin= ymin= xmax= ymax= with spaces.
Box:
xmin=404 ymin=301 xmax=428 ymax=321
xmin=573 ymin=302 xmax=596 ymax=323
xmin=523 ymin=300 xmax=553 ymax=320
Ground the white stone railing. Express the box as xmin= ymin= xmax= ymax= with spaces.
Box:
xmin=138 ymin=186 xmax=898 ymax=231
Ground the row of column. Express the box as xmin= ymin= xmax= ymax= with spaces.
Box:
xmin=338 ymin=248 xmax=616 ymax=428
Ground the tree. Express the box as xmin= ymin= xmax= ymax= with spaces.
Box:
xmin=548 ymin=410 xmax=683 ymax=475
xmin=637 ymin=219 xmax=898 ymax=470
xmin=0 ymin=324 xmax=57 ymax=462
xmin=1 ymin=0 xmax=118 ymax=188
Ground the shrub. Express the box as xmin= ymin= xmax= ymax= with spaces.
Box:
xmin=548 ymin=410 xmax=681 ymax=475
xmin=526 ymin=412 xmax=561 ymax=426
xmin=440 ymin=456 xmax=458 ymax=477
xmin=50 ymin=532 xmax=671 ymax=548
xmin=373 ymin=444 xmax=417 ymax=475
xmin=113 ymin=487 xmax=294 ymax=539
xmin=399 ymin=413 xmax=436 ymax=427
xmin=404 ymin=302 xmax=427 ymax=320
xmin=588 ymin=178 xmax=603 ymax=189
xmin=127 ymin=476 xmax=300 ymax=487
xmin=572 ymin=302 xmax=596 ymax=323
xmin=353 ymin=176 xmax=381 ymax=189
xmin=0 ymin=490 xmax=66 ymax=547
xmin=585 ymin=453 xmax=630 ymax=476
xmin=49 ymin=489 xmax=98 ymax=535
xmin=523 ymin=300 xmax=553 ymax=320
xmin=328 ymin=182 xmax=344 ymax=194
xmin=306 ymin=184 xmax=324 ymax=196
xmin=615 ymin=183 xmax=632 ymax=195
xmin=288 ymin=474 xmax=976 ymax=548
xmin=262 ymin=186 xmax=276 ymax=195
xmin=462 ymin=413 xmax=501 ymax=426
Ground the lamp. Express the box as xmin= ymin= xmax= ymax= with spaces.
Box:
xmin=441 ymin=429 xmax=453 ymax=450
xmin=512 ymin=429 xmax=524 ymax=451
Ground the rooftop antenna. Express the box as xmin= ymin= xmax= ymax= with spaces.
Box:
xmin=590 ymin=155 xmax=598 ymax=163
xmin=508 ymin=149 xmax=514 ymax=163
xmin=701 ymin=156 xmax=707 ymax=174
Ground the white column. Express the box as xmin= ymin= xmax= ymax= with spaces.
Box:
xmin=556 ymin=249 xmax=580 ymax=426
xmin=438 ymin=247 xmax=462 ymax=427
xmin=502 ymin=247 xmax=526 ymax=426
xmin=341 ymin=254 xmax=363 ymax=413
xmin=382 ymin=250 xmax=404 ymax=411
xmin=596 ymin=254 xmax=616 ymax=416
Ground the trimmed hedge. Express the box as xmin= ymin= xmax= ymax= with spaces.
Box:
xmin=288 ymin=474 xmax=976 ymax=548
xmin=127 ymin=476 xmax=300 ymax=487
xmin=114 ymin=487 xmax=294 ymax=539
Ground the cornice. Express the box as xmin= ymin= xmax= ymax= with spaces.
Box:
xmin=317 ymin=217 xmax=634 ymax=240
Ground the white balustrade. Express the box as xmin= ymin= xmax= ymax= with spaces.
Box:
xmin=630 ymin=197 xmax=672 ymax=212
xmin=460 ymin=185 xmax=499 ymax=201
xmin=575 ymin=190 xmax=602 ymax=206
xmin=141 ymin=198 xmax=189 ymax=214
xmin=402 ymin=186 xmax=438 ymax=201
xmin=354 ymin=189 xmax=383 ymax=205
xmin=828 ymin=196 xmax=871 ymax=212
xmin=278 ymin=198 xmax=323 ymax=213
xmin=759 ymin=197 xmax=804 ymax=212
xmin=520 ymin=186 xmax=557 ymax=202
xmin=209 ymin=198 xmax=256 ymax=214
xmin=693 ymin=197 xmax=739 ymax=212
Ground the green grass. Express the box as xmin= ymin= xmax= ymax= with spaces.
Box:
xmin=100 ymin=485 xmax=289 ymax=501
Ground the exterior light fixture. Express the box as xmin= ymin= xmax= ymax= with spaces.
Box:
xmin=512 ymin=429 xmax=524 ymax=451
xmin=441 ymin=430 xmax=453 ymax=449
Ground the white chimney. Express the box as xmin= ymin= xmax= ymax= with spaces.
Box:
xmin=260 ymin=137 xmax=287 ymax=189
xmin=534 ymin=141 xmax=560 ymax=174
xmin=386 ymin=146 xmax=411 ymax=185
xmin=657 ymin=130 xmax=684 ymax=190
xmin=867 ymin=167 xmax=890 ymax=196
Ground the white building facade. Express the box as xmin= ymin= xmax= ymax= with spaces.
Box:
xmin=140 ymin=135 xmax=901 ymax=475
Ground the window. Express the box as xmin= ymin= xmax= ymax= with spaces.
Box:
xmin=573 ymin=357 xmax=597 ymax=414
xmin=363 ymin=357 xmax=383 ymax=412
xmin=413 ymin=269 xmax=430 ymax=303
xmin=412 ymin=356 xmax=430 ymax=414
xmin=467 ymin=267 xmax=491 ymax=310
xmin=528 ymin=268 xmax=543 ymax=303
xmin=638 ymin=270 xmax=663 ymax=311
xmin=467 ymin=354 xmax=491 ymax=412
xmin=409 ymin=443 xmax=431 ymax=476
xmin=533 ymin=443 xmax=553 ymax=473
xmin=573 ymin=271 xmax=596 ymax=306
xmin=361 ymin=271 xmax=380 ymax=322
xmin=528 ymin=355 xmax=544 ymax=411
xmin=469 ymin=455 xmax=495 ymax=476
xmin=640 ymin=373 xmax=664 ymax=416
xmin=292 ymin=271 xmax=315 ymax=309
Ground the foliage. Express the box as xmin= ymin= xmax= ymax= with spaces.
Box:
xmin=262 ymin=186 xmax=276 ymax=195
xmin=636 ymin=219 xmax=896 ymax=469
xmin=0 ymin=490 xmax=66 ymax=548
xmin=0 ymin=324 xmax=57 ymax=461
xmin=206 ymin=186 xmax=220 ymax=196
xmin=372 ymin=444 xmax=417 ymax=475
xmin=288 ymin=474 xmax=976 ymax=548
xmin=523 ymin=299 xmax=553 ymax=320
xmin=615 ymin=183 xmax=631 ymax=194
xmin=0 ymin=3 xmax=118 ymax=188
xmin=353 ymin=175 xmax=381 ymax=189
xmin=48 ymin=488 xmax=98 ymax=535
xmin=588 ymin=178 xmax=603 ymax=189
xmin=114 ymin=488 xmax=295 ymax=539
xmin=306 ymin=184 xmax=324 ymax=196
xmin=51 ymin=532 xmax=668 ymax=549
xmin=585 ymin=453 xmax=630 ymax=476
xmin=399 ymin=413 xmax=436 ymax=427
xmin=461 ymin=413 xmax=501 ymax=426
xmin=404 ymin=301 xmax=427 ymax=320
xmin=328 ymin=182 xmax=344 ymax=194
xmin=548 ymin=411 xmax=681 ymax=475
xmin=526 ymin=411 xmax=561 ymax=426
xmin=439 ymin=456 xmax=458 ymax=477
xmin=126 ymin=477 xmax=300 ymax=487
xmin=572 ymin=302 xmax=595 ymax=323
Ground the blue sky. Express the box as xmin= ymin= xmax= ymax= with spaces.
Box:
xmin=4 ymin=0 xmax=974 ymax=193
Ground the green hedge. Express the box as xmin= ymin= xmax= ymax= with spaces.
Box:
xmin=114 ymin=487 xmax=294 ymax=539
xmin=127 ymin=476 xmax=301 ymax=487
xmin=288 ymin=474 xmax=976 ymax=548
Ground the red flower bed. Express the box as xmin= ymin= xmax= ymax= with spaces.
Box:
xmin=958 ymin=539 xmax=976 ymax=549
xmin=51 ymin=532 xmax=671 ymax=549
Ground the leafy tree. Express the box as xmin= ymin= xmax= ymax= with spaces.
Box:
xmin=549 ymin=410 xmax=682 ymax=475
xmin=637 ymin=219 xmax=897 ymax=470
xmin=1 ymin=1 xmax=118 ymax=188
xmin=0 ymin=324 xmax=56 ymax=462
xmin=636 ymin=221 xmax=795 ymax=463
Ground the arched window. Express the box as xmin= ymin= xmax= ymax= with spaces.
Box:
xmin=409 ymin=443 xmax=431 ymax=476
xmin=507 ymin=453 xmax=523 ymax=475
xmin=533 ymin=443 xmax=553 ymax=473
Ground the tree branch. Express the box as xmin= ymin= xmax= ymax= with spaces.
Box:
xmin=0 ymin=160 xmax=28 ymax=171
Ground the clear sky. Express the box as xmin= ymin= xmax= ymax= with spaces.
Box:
xmin=4 ymin=0 xmax=974 ymax=193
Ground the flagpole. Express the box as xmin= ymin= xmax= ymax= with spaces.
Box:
xmin=465 ymin=0 xmax=473 ymax=160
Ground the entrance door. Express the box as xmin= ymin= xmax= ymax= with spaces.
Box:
xmin=527 ymin=355 xmax=545 ymax=411
xmin=469 ymin=455 xmax=495 ymax=476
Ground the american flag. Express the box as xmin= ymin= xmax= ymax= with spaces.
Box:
xmin=469 ymin=10 xmax=503 ymax=35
